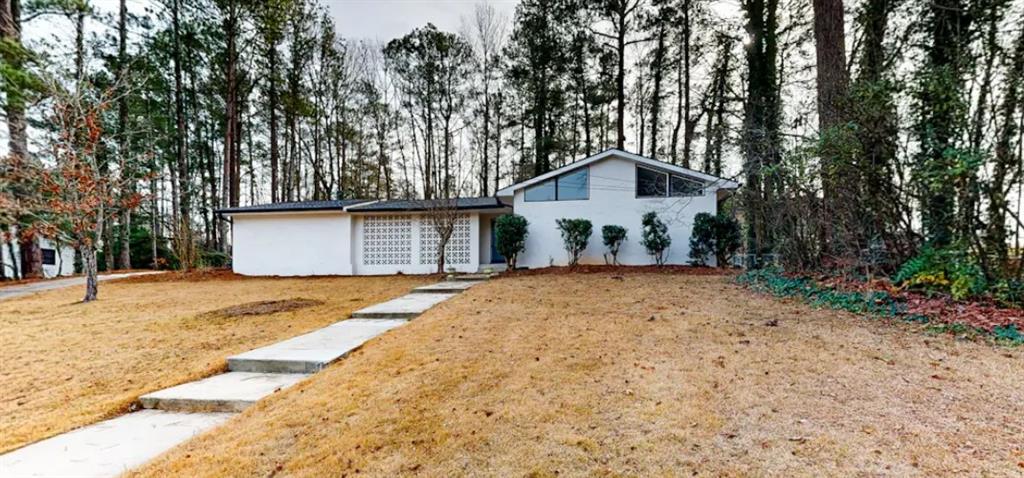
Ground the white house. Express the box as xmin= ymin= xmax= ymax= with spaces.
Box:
xmin=220 ymin=149 xmax=739 ymax=276
xmin=1 ymin=235 xmax=77 ymax=279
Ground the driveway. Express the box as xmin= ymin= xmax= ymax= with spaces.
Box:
xmin=0 ymin=271 xmax=163 ymax=301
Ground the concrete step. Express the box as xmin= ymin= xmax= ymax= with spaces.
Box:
xmin=139 ymin=372 xmax=309 ymax=413
xmin=227 ymin=318 xmax=408 ymax=373
xmin=411 ymin=281 xmax=482 ymax=294
xmin=0 ymin=410 xmax=232 ymax=478
xmin=451 ymin=273 xmax=493 ymax=281
xmin=350 ymin=293 xmax=456 ymax=319
xmin=477 ymin=263 xmax=507 ymax=274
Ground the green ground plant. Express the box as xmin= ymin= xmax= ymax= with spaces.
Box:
xmin=738 ymin=268 xmax=1021 ymax=345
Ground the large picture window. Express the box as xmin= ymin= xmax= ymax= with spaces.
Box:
xmin=524 ymin=168 xmax=589 ymax=202
xmin=556 ymin=168 xmax=589 ymax=200
xmin=670 ymin=175 xmax=704 ymax=196
xmin=524 ymin=179 xmax=556 ymax=201
xmin=637 ymin=166 xmax=704 ymax=198
xmin=637 ymin=166 xmax=668 ymax=197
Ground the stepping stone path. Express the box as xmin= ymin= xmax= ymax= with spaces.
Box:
xmin=0 ymin=275 xmax=488 ymax=478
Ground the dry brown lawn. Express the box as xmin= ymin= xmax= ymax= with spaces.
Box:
xmin=129 ymin=273 xmax=1024 ymax=477
xmin=0 ymin=273 xmax=430 ymax=453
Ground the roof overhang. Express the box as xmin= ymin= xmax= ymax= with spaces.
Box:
xmin=495 ymin=149 xmax=740 ymax=198
xmin=216 ymin=199 xmax=376 ymax=216
xmin=345 ymin=206 xmax=512 ymax=214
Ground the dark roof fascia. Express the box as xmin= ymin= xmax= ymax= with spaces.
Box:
xmin=215 ymin=200 xmax=373 ymax=215
xmin=346 ymin=204 xmax=511 ymax=213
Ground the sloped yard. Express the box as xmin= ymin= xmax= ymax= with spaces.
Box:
xmin=0 ymin=272 xmax=430 ymax=453
xmin=131 ymin=273 xmax=1023 ymax=476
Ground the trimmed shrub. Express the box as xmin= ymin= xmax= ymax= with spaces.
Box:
xmin=688 ymin=212 xmax=741 ymax=267
xmin=494 ymin=214 xmax=529 ymax=269
xmin=602 ymin=225 xmax=628 ymax=265
xmin=640 ymin=212 xmax=671 ymax=265
xmin=555 ymin=218 xmax=593 ymax=266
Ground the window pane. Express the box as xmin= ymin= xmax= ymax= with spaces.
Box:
xmin=524 ymin=179 xmax=556 ymax=201
xmin=556 ymin=168 xmax=588 ymax=200
xmin=670 ymin=175 xmax=704 ymax=196
xmin=637 ymin=167 xmax=667 ymax=197
xmin=41 ymin=248 xmax=56 ymax=266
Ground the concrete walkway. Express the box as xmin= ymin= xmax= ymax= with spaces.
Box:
xmin=0 ymin=411 xmax=233 ymax=478
xmin=0 ymin=275 xmax=487 ymax=477
xmin=0 ymin=271 xmax=163 ymax=301
xmin=227 ymin=319 xmax=410 ymax=373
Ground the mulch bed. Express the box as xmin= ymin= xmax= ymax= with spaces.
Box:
xmin=504 ymin=264 xmax=737 ymax=277
xmin=817 ymin=276 xmax=1024 ymax=333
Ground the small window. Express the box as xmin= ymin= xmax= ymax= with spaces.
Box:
xmin=670 ymin=175 xmax=704 ymax=196
xmin=41 ymin=248 xmax=56 ymax=266
xmin=637 ymin=166 xmax=668 ymax=197
xmin=524 ymin=179 xmax=556 ymax=202
xmin=556 ymin=168 xmax=589 ymax=200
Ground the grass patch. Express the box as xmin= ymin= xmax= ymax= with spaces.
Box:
xmin=130 ymin=274 xmax=1024 ymax=477
xmin=0 ymin=274 xmax=430 ymax=453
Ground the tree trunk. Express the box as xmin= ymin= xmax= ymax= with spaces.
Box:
xmin=3 ymin=0 xmax=41 ymax=279
xmin=116 ymin=0 xmax=132 ymax=269
xmin=649 ymin=22 xmax=666 ymax=159
xmin=813 ymin=0 xmax=849 ymax=258
xmin=917 ymin=0 xmax=972 ymax=247
xmin=615 ymin=11 xmax=626 ymax=150
xmin=268 ymin=42 xmax=280 ymax=203
xmin=680 ymin=0 xmax=693 ymax=168
xmin=172 ymin=0 xmax=189 ymax=220
xmin=986 ymin=25 xmax=1024 ymax=273
xmin=1 ymin=0 xmax=28 ymax=161
xmin=81 ymin=243 xmax=98 ymax=302
xmin=74 ymin=10 xmax=85 ymax=81
xmin=221 ymin=0 xmax=239 ymax=252
xmin=742 ymin=0 xmax=782 ymax=258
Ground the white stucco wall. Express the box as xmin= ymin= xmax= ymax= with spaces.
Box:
xmin=230 ymin=211 xmax=490 ymax=276
xmin=231 ymin=212 xmax=353 ymax=276
xmin=512 ymin=155 xmax=720 ymax=268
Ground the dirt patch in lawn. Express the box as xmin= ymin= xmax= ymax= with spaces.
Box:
xmin=205 ymin=298 xmax=324 ymax=318
xmin=112 ymin=268 xmax=246 ymax=284
xmin=0 ymin=274 xmax=430 ymax=453
xmin=131 ymin=274 xmax=1023 ymax=477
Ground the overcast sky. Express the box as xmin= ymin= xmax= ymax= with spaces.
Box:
xmin=328 ymin=0 xmax=517 ymax=41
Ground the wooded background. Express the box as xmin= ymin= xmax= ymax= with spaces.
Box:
xmin=1 ymin=0 xmax=1022 ymax=286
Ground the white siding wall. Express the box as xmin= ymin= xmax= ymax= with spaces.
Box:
xmin=513 ymin=156 xmax=719 ymax=268
xmin=231 ymin=212 xmax=353 ymax=276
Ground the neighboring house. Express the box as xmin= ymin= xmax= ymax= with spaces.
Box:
xmin=219 ymin=149 xmax=739 ymax=276
xmin=1 ymin=234 xmax=76 ymax=279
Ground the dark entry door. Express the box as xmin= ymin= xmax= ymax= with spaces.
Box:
xmin=490 ymin=218 xmax=505 ymax=264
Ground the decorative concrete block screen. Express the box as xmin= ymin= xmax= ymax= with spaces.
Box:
xmin=419 ymin=214 xmax=471 ymax=265
xmin=362 ymin=215 xmax=413 ymax=265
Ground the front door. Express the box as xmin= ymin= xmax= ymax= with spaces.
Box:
xmin=489 ymin=218 xmax=505 ymax=264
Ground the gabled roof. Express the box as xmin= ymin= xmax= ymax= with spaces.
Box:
xmin=346 ymin=197 xmax=510 ymax=212
xmin=495 ymin=148 xmax=740 ymax=197
xmin=217 ymin=199 xmax=372 ymax=215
